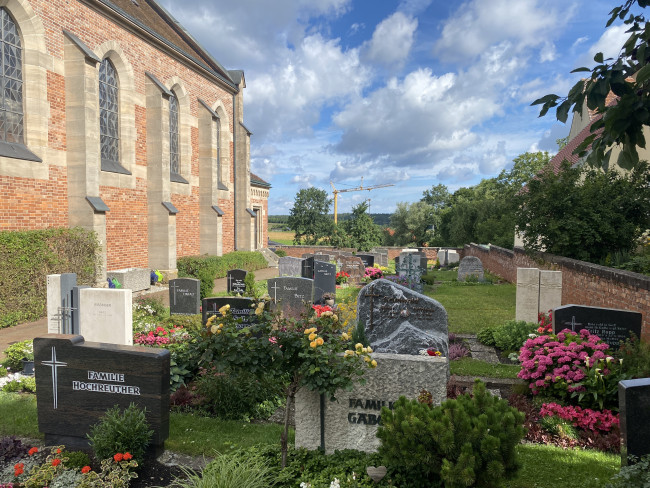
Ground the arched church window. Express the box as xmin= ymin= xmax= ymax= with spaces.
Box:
xmin=99 ymin=58 xmax=120 ymax=171
xmin=169 ymin=91 xmax=180 ymax=178
xmin=0 ymin=8 xmax=23 ymax=144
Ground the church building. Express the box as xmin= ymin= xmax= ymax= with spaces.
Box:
xmin=0 ymin=0 xmax=270 ymax=280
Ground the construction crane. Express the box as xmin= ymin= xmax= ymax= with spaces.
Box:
xmin=330 ymin=177 xmax=394 ymax=224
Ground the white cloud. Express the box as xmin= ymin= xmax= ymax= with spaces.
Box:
xmin=364 ymin=12 xmax=418 ymax=68
xmin=478 ymin=141 xmax=508 ymax=174
xmin=577 ymin=24 xmax=629 ymax=68
xmin=540 ymin=41 xmax=557 ymax=62
xmin=433 ymin=0 xmax=566 ymax=64
xmin=290 ymin=174 xmax=315 ymax=188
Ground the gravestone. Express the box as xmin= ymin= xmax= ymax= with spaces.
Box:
xmin=437 ymin=250 xmax=448 ymax=266
xmin=34 ymin=335 xmax=169 ymax=455
xmin=414 ymin=252 xmax=428 ymax=272
xmin=302 ymin=256 xmax=315 ymax=279
xmin=295 ymin=353 xmax=447 ymax=453
xmin=372 ymin=248 xmax=389 ymax=267
xmin=356 ymin=254 xmax=375 ymax=268
xmin=397 ymin=253 xmax=423 ymax=293
xmin=393 ymin=256 xmax=400 ymax=269
xmin=267 ymin=277 xmax=314 ymax=317
xmin=71 ymin=286 xmax=90 ymax=335
xmin=357 ymin=278 xmax=448 ymax=357
xmin=313 ymin=261 xmax=336 ymax=304
xmin=457 ymin=256 xmax=484 ymax=281
xmin=339 ymin=256 xmax=365 ymax=284
xmin=538 ymin=270 xmax=562 ymax=315
xmin=169 ymin=278 xmax=200 ymax=315
xmin=515 ymin=268 xmax=540 ymax=323
xmin=279 ymin=256 xmax=304 ymax=277
xmin=301 ymin=253 xmax=314 ymax=259
xmin=619 ymin=378 xmax=650 ymax=463
xmin=314 ymin=254 xmax=333 ymax=262
xmin=78 ymin=288 xmax=133 ymax=346
xmin=447 ymin=251 xmax=460 ymax=265
xmin=552 ymin=304 xmax=642 ymax=348
xmin=202 ymin=297 xmax=257 ymax=328
xmin=227 ymin=269 xmax=248 ymax=295
xmin=47 ymin=273 xmax=78 ymax=335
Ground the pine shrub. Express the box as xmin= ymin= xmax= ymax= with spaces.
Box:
xmin=377 ymin=380 xmax=525 ymax=488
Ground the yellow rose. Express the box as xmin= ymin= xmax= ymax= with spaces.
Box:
xmin=217 ymin=329 xmax=222 ymax=334
xmin=309 ymin=332 xmax=317 ymax=341
xmin=341 ymin=332 xmax=349 ymax=340
xmin=344 ymin=350 xmax=354 ymax=357
xmin=304 ymin=328 xmax=311 ymax=335
xmin=355 ymin=343 xmax=363 ymax=350
xmin=364 ymin=356 xmax=371 ymax=363
xmin=310 ymin=341 xmax=317 ymax=348
xmin=219 ymin=304 xmax=230 ymax=314
xmin=210 ymin=325 xmax=218 ymax=334
xmin=367 ymin=346 xmax=373 ymax=353
xmin=332 ymin=314 xmax=338 ymax=322
xmin=370 ymin=360 xmax=377 ymax=368
xmin=316 ymin=337 xmax=324 ymax=346
xmin=206 ymin=315 xmax=215 ymax=326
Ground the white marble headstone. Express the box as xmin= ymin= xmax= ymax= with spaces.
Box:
xmin=515 ymin=268 xmax=540 ymax=323
xmin=78 ymin=288 xmax=133 ymax=346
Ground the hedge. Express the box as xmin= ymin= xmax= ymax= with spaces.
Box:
xmin=177 ymin=251 xmax=269 ymax=298
xmin=0 ymin=228 xmax=100 ymax=328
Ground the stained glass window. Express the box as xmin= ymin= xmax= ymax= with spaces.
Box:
xmin=0 ymin=8 xmax=23 ymax=144
xmin=215 ymin=116 xmax=220 ymax=181
xmin=99 ymin=58 xmax=119 ymax=169
xmin=169 ymin=92 xmax=179 ymax=177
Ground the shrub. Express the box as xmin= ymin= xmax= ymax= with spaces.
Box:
xmin=606 ymin=454 xmax=650 ymax=488
xmin=0 ymin=436 xmax=29 ymax=463
xmin=377 ymin=380 xmax=525 ymax=488
xmin=87 ymin=403 xmax=153 ymax=464
xmin=274 ymin=249 xmax=287 ymax=257
xmin=1 ymin=340 xmax=33 ymax=371
xmin=2 ymin=376 xmax=36 ymax=393
xmin=491 ymin=320 xmax=538 ymax=351
xmin=448 ymin=342 xmax=470 ymax=360
xmin=244 ymin=271 xmax=256 ymax=296
xmin=477 ymin=326 xmax=496 ymax=347
xmin=63 ymin=450 xmax=92 ymax=470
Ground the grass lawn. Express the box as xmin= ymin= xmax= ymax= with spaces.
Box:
xmin=449 ymin=357 xmax=521 ymax=379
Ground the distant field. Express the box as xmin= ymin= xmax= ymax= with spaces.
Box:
xmin=269 ymin=230 xmax=295 ymax=245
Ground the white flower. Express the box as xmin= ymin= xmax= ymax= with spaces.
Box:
xmin=528 ymin=333 xmax=537 ymax=338
xmin=329 ymin=479 xmax=340 ymax=488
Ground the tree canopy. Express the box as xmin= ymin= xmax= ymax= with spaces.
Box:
xmin=340 ymin=202 xmax=383 ymax=251
xmin=287 ymin=188 xmax=334 ymax=245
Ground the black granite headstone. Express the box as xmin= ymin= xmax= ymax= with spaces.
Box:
xmin=268 ymin=277 xmax=314 ymax=317
xmin=619 ymin=378 xmax=650 ymax=464
xmin=356 ymin=254 xmax=375 ymax=268
xmin=301 ymin=257 xmax=315 ymax=279
xmin=226 ymin=269 xmax=248 ymax=295
xmin=313 ymin=261 xmax=336 ymax=304
xmin=552 ymin=304 xmax=642 ymax=349
xmin=34 ymin=335 xmax=170 ymax=456
xmin=202 ymin=297 xmax=257 ymax=328
xmin=169 ymin=278 xmax=200 ymax=315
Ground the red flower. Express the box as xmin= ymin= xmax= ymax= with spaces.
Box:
xmin=123 ymin=452 xmax=133 ymax=460
xmin=113 ymin=453 xmax=124 ymax=462
xmin=56 ymin=448 xmax=62 ymax=454
xmin=14 ymin=462 xmax=24 ymax=476
xmin=52 ymin=458 xmax=61 ymax=467
xmin=28 ymin=447 xmax=38 ymax=456
xmin=81 ymin=465 xmax=92 ymax=474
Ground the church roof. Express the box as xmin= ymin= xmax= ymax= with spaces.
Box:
xmin=93 ymin=0 xmax=238 ymax=89
xmin=251 ymin=173 xmax=271 ymax=188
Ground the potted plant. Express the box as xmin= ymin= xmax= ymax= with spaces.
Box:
xmin=322 ymin=292 xmax=336 ymax=306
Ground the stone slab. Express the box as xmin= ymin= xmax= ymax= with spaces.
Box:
xmin=313 ymin=261 xmax=336 ymax=305
xmin=106 ymin=268 xmax=150 ymax=292
xmin=169 ymin=278 xmax=200 ymax=315
xmin=539 ymin=270 xmax=562 ymax=315
xmin=279 ymin=257 xmax=303 ymax=277
xmin=619 ymin=377 xmax=650 ymax=463
xmin=78 ymin=288 xmax=133 ymax=346
xmin=302 ymin=257 xmax=315 ymax=279
xmin=515 ymin=268 xmax=540 ymax=323
xmin=338 ymin=256 xmax=365 ymax=284
xmin=457 ymin=256 xmax=484 ymax=282
xmin=295 ymin=353 xmax=448 ymax=453
xmin=356 ymin=254 xmax=375 ymax=268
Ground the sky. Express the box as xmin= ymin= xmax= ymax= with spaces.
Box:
xmin=160 ymin=0 xmax=630 ymax=215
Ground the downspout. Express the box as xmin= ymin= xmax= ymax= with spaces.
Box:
xmin=233 ymin=92 xmax=237 ymax=250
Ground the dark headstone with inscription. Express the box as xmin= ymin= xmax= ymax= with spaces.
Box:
xmin=619 ymin=378 xmax=650 ymax=464
xmin=34 ymin=335 xmax=169 ymax=456
xmin=279 ymin=256 xmax=304 ymax=277
xmin=457 ymin=256 xmax=484 ymax=281
xmin=227 ymin=269 xmax=248 ymax=295
xmin=268 ymin=277 xmax=313 ymax=317
xmin=552 ymin=304 xmax=642 ymax=349
xmin=356 ymin=254 xmax=375 ymax=268
xmin=168 ymin=278 xmax=200 ymax=315
xmin=313 ymin=261 xmax=336 ymax=304
xmin=357 ymin=278 xmax=448 ymax=356
xmin=301 ymin=257 xmax=315 ymax=279
xmin=202 ymin=297 xmax=257 ymax=328
xmin=338 ymin=256 xmax=365 ymax=284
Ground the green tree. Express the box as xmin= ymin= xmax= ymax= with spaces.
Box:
xmin=388 ymin=201 xmax=435 ymax=246
xmin=341 ymin=202 xmax=383 ymax=251
xmin=515 ymin=162 xmax=650 ymax=262
xmin=287 ymin=188 xmax=334 ymax=244
xmin=533 ymin=1 xmax=650 ymax=170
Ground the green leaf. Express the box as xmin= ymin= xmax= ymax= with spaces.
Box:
xmin=636 ymin=63 xmax=650 ymax=85
xmin=594 ymin=52 xmax=604 ymax=64
xmin=556 ymin=100 xmax=571 ymax=123
xmin=531 ymin=94 xmax=559 ymax=106
xmin=570 ymin=67 xmax=592 ymax=73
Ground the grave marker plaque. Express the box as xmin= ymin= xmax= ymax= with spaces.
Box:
xmin=78 ymin=288 xmax=132 ymax=346
xmin=302 ymin=257 xmax=315 ymax=279
xmin=34 ymin=335 xmax=169 ymax=455
xmin=202 ymin=297 xmax=257 ymax=328
xmin=268 ymin=277 xmax=313 ymax=317
xmin=619 ymin=378 xmax=650 ymax=463
xmin=314 ymin=261 xmax=336 ymax=304
xmin=279 ymin=256 xmax=304 ymax=277
xmin=227 ymin=269 xmax=248 ymax=295
xmin=552 ymin=304 xmax=642 ymax=348
xmin=356 ymin=254 xmax=375 ymax=268
xmin=169 ymin=278 xmax=200 ymax=315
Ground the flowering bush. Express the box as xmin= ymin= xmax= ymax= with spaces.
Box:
xmin=539 ymin=403 xmax=619 ymax=434
xmin=133 ymin=324 xmax=189 ymax=346
xmin=537 ymin=309 xmax=553 ymax=334
xmin=335 ymin=271 xmax=350 ymax=285
xmin=518 ymin=328 xmax=621 ymax=409
xmin=363 ymin=267 xmax=383 ymax=281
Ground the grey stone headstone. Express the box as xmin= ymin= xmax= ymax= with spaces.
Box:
xmin=313 ymin=261 xmax=336 ymax=304
xmin=47 ymin=273 xmax=77 ymax=334
xmin=357 ymin=278 xmax=448 ymax=356
xmin=619 ymin=378 xmax=650 ymax=463
xmin=356 ymin=254 xmax=375 ymax=268
xmin=302 ymin=257 xmax=315 ymax=279
xmin=227 ymin=269 xmax=248 ymax=295
xmin=372 ymin=248 xmax=389 ymax=267
xmin=447 ymin=251 xmax=460 ymax=265
xmin=169 ymin=278 xmax=200 ymax=315
xmin=457 ymin=256 xmax=484 ymax=281
xmin=202 ymin=296 xmax=257 ymax=328
xmin=279 ymin=257 xmax=304 ymax=277
xmin=268 ymin=277 xmax=314 ymax=318
xmin=339 ymin=256 xmax=365 ymax=284
xmin=437 ymin=250 xmax=448 ymax=266
xmin=71 ymin=285 xmax=89 ymax=335
xmin=397 ymin=253 xmax=423 ymax=293
xmin=552 ymin=304 xmax=642 ymax=349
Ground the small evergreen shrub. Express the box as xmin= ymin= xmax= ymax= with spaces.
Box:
xmin=63 ymin=450 xmax=92 ymax=470
xmin=491 ymin=320 xmax=537 ymax=351
xmin=476 ymin=326 xmax=496 ymax=347
xmin=275 ymin=249 xmax=287 ymax=257
xmin=377 ymin=380 xmax=525 ymax=488
xmin=244 ymin=271 xmax=256 ymax=296
xmin=87 ymin=403 xmax=153 ymax=464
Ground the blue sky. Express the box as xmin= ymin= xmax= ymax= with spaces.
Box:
xmin=161 ymin=0 xmax=629 ymax=214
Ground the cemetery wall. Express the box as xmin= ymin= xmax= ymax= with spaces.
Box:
xmin=0 ymin=0 xmax=266 ymax=276
xmin=462 ymin=244 xmax=650 ymax=342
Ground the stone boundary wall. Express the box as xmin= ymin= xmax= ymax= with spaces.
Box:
xmin=461 ymin=244 xmax=650 ymax=342
xmin=270 ymin=245 xmax=443 ymax=262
